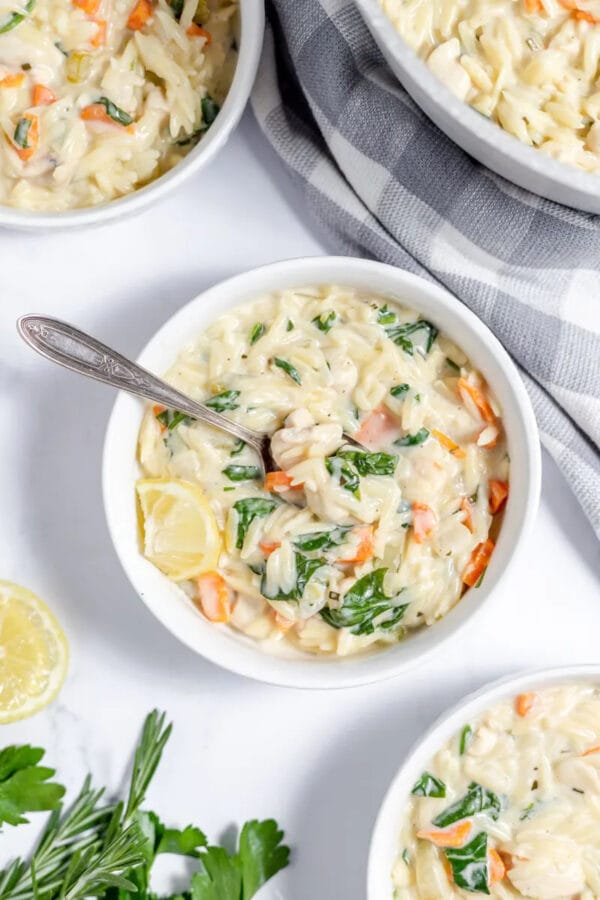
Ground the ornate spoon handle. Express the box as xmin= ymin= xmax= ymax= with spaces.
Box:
xmin=17 ymin=315 xmax=266 ymax=452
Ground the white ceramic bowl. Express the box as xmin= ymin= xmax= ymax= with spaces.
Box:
xmin=355 ymin=0 xmax=600 ymax=213
xmin=0 ymin=0 xmax=264 ymax=231
xmin=102 ymin=256 xmax=541 ymax=689
xmin=367 ymin=664 xmax=600 ymax=898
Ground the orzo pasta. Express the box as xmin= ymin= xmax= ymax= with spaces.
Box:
xmin=394 ymin=683 xmax=600 ymax=897
xmin=381 ymin=0 xmax=600 ymax=172
xmin=0 ymin=0 xmax=237 ymax=210
xmin=136 ymin=285 xmax=509 ymax=658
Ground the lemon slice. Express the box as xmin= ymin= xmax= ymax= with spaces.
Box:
xmin=0 ymin=581 xmax=69 ymax=724
xmin=136 ymin=478 xmax=221 ymax=581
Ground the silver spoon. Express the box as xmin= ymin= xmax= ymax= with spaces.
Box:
xmin=17 ymin=315 xmax=364 ymax=473
xmin=17 ymin=315 xmax=277 ymax=472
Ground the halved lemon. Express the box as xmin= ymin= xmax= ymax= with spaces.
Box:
xmin=0 ymin=581 xmax=69 ymax=724
xmin=136 ymin=478 xmax=221 ymax=581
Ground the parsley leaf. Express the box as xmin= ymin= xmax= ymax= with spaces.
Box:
xmin=233 ymin=498 xmax=277 ymax=549
xmin=411 ymin=772 xmax=446 ymax=798
xmin=205 ymin=390 xmax=240 ymax=412
xmin=433 ymin=782 xmax=502 ymax=829
xmin=0 ymin=746 xmax=65 ymax=827
xmin=273 ymin=358 xmax=301 ymax=385
xmin=320 ymin=569 xmax=407 ymax=636
xmin=444 ymin=832 xmax=489 ymax=894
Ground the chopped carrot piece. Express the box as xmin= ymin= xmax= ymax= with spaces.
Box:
xmin=431 ymin=428 xmax=466 ymax=459
xmin=516 ymin=692 xmax=537 ymax=717
xmin=497 ymin=849 xmax=514 ymax=871
xmin=573 ymin=8 xmax=600 ymax=21
xmin=73 ymin=0 xmax=100 ymax=13
xmin=488 ymin=849 xmax=506 ymax=885
xmin=355 ymin=405 xmax=398 ymax=450
xmin=582 ymin=744 xmax=600 ymax=756
xmin=187 ymin=23 xmax=212 ymax=41
xmin=489 ymin=479 xmax=509 ymax=514
xmin=91 ymin=18 xmax=106 ymax=46
xmin=0 ymin=73 xmax=25 ymax=88
xmin=127 ymin=0 xmax=153 ymax=29
xmin=152 ymin=404 xmax=166 ymax=432
xmin=524 ymin=0 xmax=543 ymax=11
xmin=337 ymin=525 xmax=374 ymax=564
xmin=194 ymin=571 xmax=232 ymax=623
xmin=460 ymin=497 xmax=474 ymax=533
xmin=13 ymin=113 xmax=38 ymax=161
xmin=417 ymin=820 xmax=472 ymax=848
xmin=273 ymin=610 xmax=294 ymax=632
xmin=264 ymin=471 xmax=302 ymax=493
xmin=458 ymin=377 xmax=496 ymax=424
xmin=259 ymin=540 xmax=281 ymax=557
xmin=32 ymin=83 xmax=57 ymax=105
xmin=462 ymin=538 xmax=494 ymax=587
xmin=442 ymin=853 xmax=454 ymax=882
xmin=412 ymin=503 xmax=437 ymax=543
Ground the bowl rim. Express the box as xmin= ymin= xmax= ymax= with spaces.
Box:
xmin=354 ymin=0 xmax=600 ymax=206
xmin=102 ymin=255 xmax=541 ymax=689
xmin=0 ymin=0 xmax=265 ymax=230
xmin=366 ymin=663 xmax=600 ymax=898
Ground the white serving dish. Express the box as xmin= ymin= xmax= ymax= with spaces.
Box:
xmin=102 ymin=256 xmax=541 ymax=689
xmin=367 ymin=664 xmax=600 ymax=898
xmin=0 ymin=0 xmax=264 ymax=231
xmin=355 ymin=0 xmax=600 ymax=213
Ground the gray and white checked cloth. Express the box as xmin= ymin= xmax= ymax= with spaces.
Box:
xmin=251 ymin=0 xmax=600 ymax=539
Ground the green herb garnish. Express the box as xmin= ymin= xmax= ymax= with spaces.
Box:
xmin=0 ymin=746 xmax=65 ymax=828
xmin=0 ymin=0 xmax=35 ymax=35
xmin=376 ymin=304 xmax=396 ymax=325
xmin=156 ymin=408 xmax=195 ymax=431
xmin=446 ymin=357 xmax=460 ymax=372
xmin=390 ymin=383 xmax=410 ymax=399
xmin=311 ymin=311 xmax=336 ymax=333
xmin=459 ymin=725 xmax=473 ymax=755
xmin=444 ymin=832 xmax=489 ymax=894
xmin=13 ymin=118 xmax=32 ymax=149
xmin=261 ymin=553 xmax=327 ymax=602
xmin=286 ymin=320 xmax=294 ymax=331
xmin=433 ymin=782 xmax=502 ymax=829
xmin=230 ymin=438 xmax=246 ymax=457
xmin=294 ymin=526 xmax=351 ymax=552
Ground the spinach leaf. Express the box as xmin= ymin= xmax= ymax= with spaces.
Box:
xmin=433 ymin=782 xmax=502 ymax=829
xmin=446 ymin=357 xmax=460 ymax=372
xmin=294 ymin=526 xmax=351 ymax=552
xmin=98 ymin=96 xmax=133 ymax=126
xmin=230 ymin=438 xmax=245 ymax=456
xmin=201 ymin=95 xmax=220 ymax=127
xmin=390 ymin=383 xmax=410 ymax=399
xmin=222 ymin=466 xmax=261 ymax=482
xmin=385 ymin=320 xmax=438 ymax=356
xmin=411 ymin=772 xmax=446 ymax=798
xmin=205 ymin=390 xmax=240 ymax=411
xmin=261 ymin=553 xmax=327 ymax=602
xmin=156 ymin=408 xmax=195 ymax=431
xmin=312 ymin=311 xmax=336 ymax=333
xmin=325 ymin=456 xmax=360 ymax=498
xmin=320 ymin=568 xmax=407 ymax=636
xmin=0 ymin=0 xmax=35 ymax=35
xmin=459 ymin=725 xmax=473 ymax=755
xmin=168 ymin=0 xmax=184 ymax=18
xmin=394 ymin=428 xmax=430 ymax=447
xmin=273 ymin=358 xmax=301 ymax=385
xmin=336 ymin=449 xmax=397 ymax=477
xmin=444 ymin=831 xmax=489 ymax=894
xmin=13 ymin=117 xmax=32 ymax=148
xmin=249 ymin=323 xmax=265 ymax=345
xmin=233 ymin=498 xmax=277 ymax=549
xmin=376 ymin=304 xmax=396 ymax=325
xmin=286 ymin=319 xmax=294 ymax=331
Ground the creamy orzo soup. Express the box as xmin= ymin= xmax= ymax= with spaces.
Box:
xmin=394 ymin=684 xmax=600 ymax=897
xmin=382 ymin=0 xmax=600 ymax=172
xmin=136 ymin=286 xmax=509 ymax=658
xmin=0 ymin=0 xmax=237 ymax=209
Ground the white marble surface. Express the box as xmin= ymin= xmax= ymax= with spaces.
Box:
xmin=1 ymin=109 xmax=599 ymax=899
